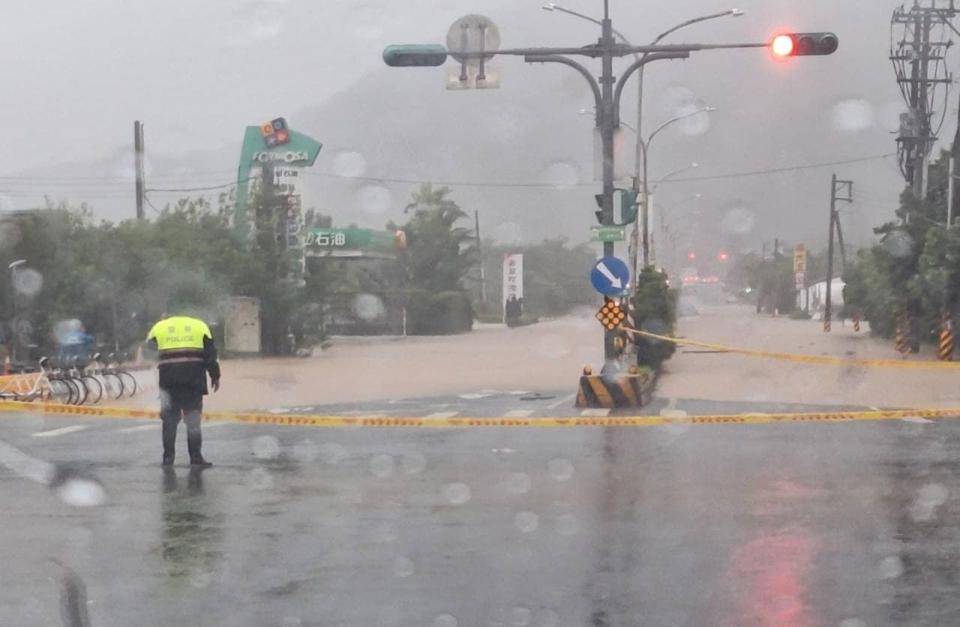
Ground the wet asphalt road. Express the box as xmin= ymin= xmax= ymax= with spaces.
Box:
xmin=2 ymin=394 xmax=960 ymax=626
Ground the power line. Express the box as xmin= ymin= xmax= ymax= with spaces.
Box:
xmin=660 ymin=154 xmax=897 ymax=184
xmin=145 ymin=176 xmax=258 ymax=194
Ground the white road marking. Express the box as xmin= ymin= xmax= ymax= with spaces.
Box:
xmin=503 ymin=410 xmax=534 ymax=418
xmin=426 ymin=411 xmax=460 ymax=419
xmin=666 ymin=397 xmax=678 ymax=411
xmin=659 ymin=409 xmax=688 ymax=418
xmin=117 ymin=424 xmax=159 ymax=433
xmin=547 ymin=393 xmax=577 ymax=410
xmin=580 ymin=408 xmax=611 ymax=417
xmin=459 ymin=393 xmax=494 ymax=400
xmin=32 ymin=425 xmax=88 ymax=438
xmin=901 ymin=416 xmax=933 ymax=424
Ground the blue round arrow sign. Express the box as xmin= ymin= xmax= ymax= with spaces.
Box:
xmin=590 ymin=256 xmax=630 ymax=295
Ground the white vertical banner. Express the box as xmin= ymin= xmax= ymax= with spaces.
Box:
xmin=502 ymin=253 xmax=524 ymax=321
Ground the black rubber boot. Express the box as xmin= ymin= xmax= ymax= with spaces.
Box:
xmin=188 ymin=432 xmax=211 ymax=467
xmin=162 ymin=420 xmax=178 ymax=466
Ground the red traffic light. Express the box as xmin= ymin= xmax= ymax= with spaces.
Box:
xmin=771 ymin=33 xmax=839 ymax=57
xmin=718 ymin=252 xmax=729 ymax=263
xmin=687 ymin=251 xmax=697 ymax=261
xmin=771 ymin=34 xmax=794 ymax=57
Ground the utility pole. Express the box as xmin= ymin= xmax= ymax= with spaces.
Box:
xmin=134 ymin=121 xmax=145 ymax=221
xmin=891 ymin=2 xmax=957 ymax=200
xmin=475 ymin=209 xmax=486 ymax=303
xmin=824 ymin=174 xmax=853 ymax=332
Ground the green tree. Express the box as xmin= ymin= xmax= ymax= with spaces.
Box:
xmin=399 ymin=184 xmax=476 ymax=292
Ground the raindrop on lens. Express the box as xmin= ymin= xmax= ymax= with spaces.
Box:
xmin=401 ymin=451 xmax=426 ymax=474
xmin=370 ymin=454 xmax=395 ymax=478
xmin=252 ymin=435 xmax=280 ymax=460
xmin=354 ymin=293 xmax=386 ymax=321
xmin=432 ymin=615 xmax=458 ymax=627
xmin=248 ymin=467 xmax=274 ymax=491
xmin=13 ymin=268 xmax=43 ymax=297
xmin=332 ymin=151 xmax=367 ymax=177
xmin=878 ymin=556 xmax=903 ymax=579
xmin=548 ymin=458 xmax=574 ymax=482
xmin=292 ymin=440 xmax=318 ymax=463
xmin=356 ymin=185 xmax=391 ymax=215
xmin=882 ymin=230 xmax=914 ymax=258
xmin=515 ymin=511 xmax=539 ymax=533
xmin=392 ymin=556 xmax=414 ymax=578
xmin=443 ymin=482 xmax=471 ymax=505
xmin=319 ymin=442 xmax=348 ymax=465
xmin=832 ymin=99 xmax=875 ymax=132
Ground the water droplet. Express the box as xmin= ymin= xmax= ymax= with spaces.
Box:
xmin=13 ymin=268 xmax=43 ymax=296
xmin=432 ymin=615 xmax=458 ymax=627
xmin=832 ymin=99 xmax=874 ymax=132
xmin=676 ymin=101 xmax=712 ymax=137
xmin=248 ymin=467 xmax=274 ymax=491
xmin=720 ymin=206 xmax=756 ymax=236
xmin=401 ymin=451 xmax=427 ymax=475
xmin=491 ymin=221 xmax=523 ymax=246
xmin=878 ymin=555 xmax=903 ymax=579
xmin=882 ymin=230 xmax=914 ymax=258
xmin=252 ymin=435 xmax=281 ymax=460
xmin=370 ymin=454 xmax=395 ymax=478
xmin=910 ymin=482 xmax=948 ymax=521
xmin=332 ymin=150 xmax=367 ymax=177
xmin=443 ymin=482 xmax=471 ymax=505
xmin=292 ymin=440 xmax=318 ymax=464
xmin=515 ymin=511 xmax=539 ymax=533
xmin=556 ymin=513 xmax=580 ymax=536
xmin=548 ymin=458 xmax=574 ymax=482
xmin=356 ymin=185 xmax=392 ymax=215
xmin=392 ymin=556 xmax=415 ymax=578
xmin=510 ymin=607 xmax=533 ymax=626
xmin=55 ymin=478 xmax=106 ymax=507
xmin=319 ymin=442 xmax=348 ymax=465
xmin=506 ymin=472 xmax=532 ymax=495
xmin=354 ymin=293 xmax=386 ymax=321
xmin=189 ymin=570 xmax=213 ymax=589
xmin=542 ymin=161 xmax=580 ymax=189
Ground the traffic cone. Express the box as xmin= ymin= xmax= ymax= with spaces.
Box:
xmin=134 ymin=344 xmax=144 ymax=367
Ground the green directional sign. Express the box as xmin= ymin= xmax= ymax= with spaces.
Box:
xmin=590 ymin=225 xmax=626 ymax=242
xmin=305 ymin=228 xmax=397 ymax=257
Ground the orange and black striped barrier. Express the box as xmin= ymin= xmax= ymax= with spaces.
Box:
xmin=575 ymin=366 xmax=651 ymax=409
xmin=823 ymin=316 xmax=831 ymax=333
xmin=939 ymin=312 xmax=954 ymax=361
xmin=895 ymin=313 xmax=911 ymax=355
xmin=853 ymin=312 xmax=861 ymax=332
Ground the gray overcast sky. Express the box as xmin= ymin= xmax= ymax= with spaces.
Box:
xmin=0 ymin=0 xmax=947 ymax=252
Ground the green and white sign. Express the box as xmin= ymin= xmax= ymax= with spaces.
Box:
xmin=305 ymin=228 xmax=397 ymax=258
xmin=590 ymin=225 xmax=626 ymax=242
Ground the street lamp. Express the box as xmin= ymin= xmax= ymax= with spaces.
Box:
xmin=544 ymin=4 xmax=741 ymax=271
xmin=8 ymin=259 xmax=25 ymax=363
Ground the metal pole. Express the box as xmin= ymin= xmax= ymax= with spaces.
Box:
xmin=949 ymin=156 xmax=955 ymax=227
xmin=600 ymin=12 xmax=616 ymax=364
xmin=134 ymin=121 xmax=145 ymax=221
xmin=825 ymin=174 xmax=837 ymax=331
xmin=641 ymin=140 xmax=650 ymax=268
xmin=475 ymin=210 xmax=486 ymax=303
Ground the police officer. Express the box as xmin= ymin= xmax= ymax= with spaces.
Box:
xmin=147 ymin=314 xmax=221 ymax=467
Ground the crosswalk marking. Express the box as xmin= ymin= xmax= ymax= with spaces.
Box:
xmin=503 ymin=409 xmax=534 ymax=418
xmin=580 ymin=409 xmax=611 ymax=417
xmin=426 ymin=411 xmax=460 ymax=419
xmin=32 ymin=425 xmax=88 ymax=438
xmin=547 ymin=393 xmax=577 ymax=410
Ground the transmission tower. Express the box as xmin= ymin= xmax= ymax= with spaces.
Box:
xmin=890 ymin=0 xmax=959 ymax=198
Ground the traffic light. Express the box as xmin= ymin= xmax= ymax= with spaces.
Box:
xmin=688 ymin=251 xmax=696 ymax=261
xmin=383 ymin=44 xmax=448 ymax=67
xmin=718 ymin=251 xmax=729 ymax=263
xmin=771 ymin=33 xmax=838 ymax=57
xmin=617 ymin=189 xmax=638 ymax=225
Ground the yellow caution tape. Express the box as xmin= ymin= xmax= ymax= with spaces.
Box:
xmin=621 ymin=325 xmax=960 ymax=370
xmin=0 ymin=399 xmax=958 ymax=428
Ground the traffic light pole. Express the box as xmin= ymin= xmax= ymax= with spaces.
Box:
xmin=385 ymin=20 xmax=835 ymax=367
